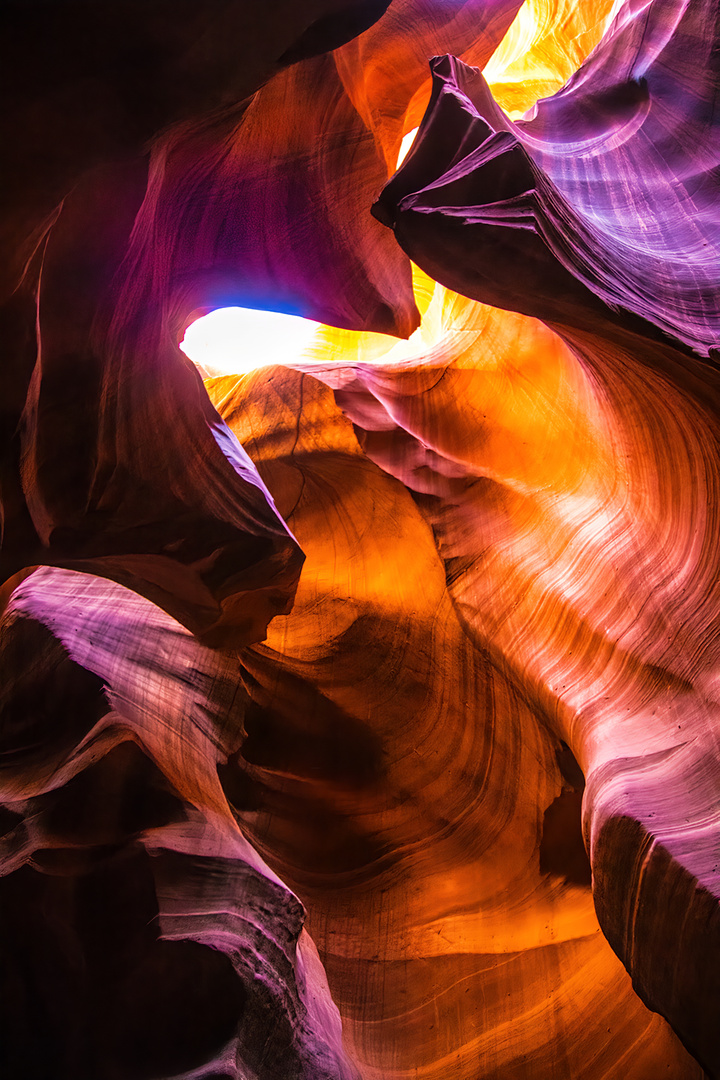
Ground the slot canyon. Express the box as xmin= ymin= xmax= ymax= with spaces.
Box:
xmin=1 ymin=1 xmax=719 ymax=1077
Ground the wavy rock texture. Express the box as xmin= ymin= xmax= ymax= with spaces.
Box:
xmin=1 ymin=0 xmax=719 ymax=1078
xmin=376 ymin=0 xmax=720 ymax=354
xmin=207 ymin=366 xmax=710 ymax=1079
xmin=0 ymin=567 xmax=358 ymax=1079
xmin=2 ymin=0 xmax=398 ymax=644
xmin=369 ymin=0 xmax=720 ymax=1071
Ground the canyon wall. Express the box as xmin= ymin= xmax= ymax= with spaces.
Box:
xmin=1 ymin=1 xmax=718 ymax=1076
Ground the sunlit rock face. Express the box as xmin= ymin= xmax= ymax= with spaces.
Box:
xmin=1 ymin=1 xmax=719 ymax=1078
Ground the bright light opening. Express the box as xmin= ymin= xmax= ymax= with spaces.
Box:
xmin=396 ymin=127 xmax=419 ymax=169
xmin=180 ymin=306 xmax=321 ymax=377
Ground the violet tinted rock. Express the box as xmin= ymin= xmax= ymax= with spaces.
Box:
xmin=375 ymin=0 xmax=720 ymax=355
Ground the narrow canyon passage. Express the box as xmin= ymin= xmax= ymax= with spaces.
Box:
xmin=1 ymin=1 xmax=719 ymax=1077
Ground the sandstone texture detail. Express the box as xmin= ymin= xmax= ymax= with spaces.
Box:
xmin=1 ymin=1 xmax=718 ymax=1077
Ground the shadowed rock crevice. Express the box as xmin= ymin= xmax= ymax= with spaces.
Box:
xmin=0 ymin=851 xmax=246 ymax=1080
xmin=539 ymin=788 xmax=592 ymax=887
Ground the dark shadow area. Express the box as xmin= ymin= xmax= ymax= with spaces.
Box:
xmin=0 ymin=616 xmax=109 ymax=770
xmin=238 ymin=663 xmax=384 ymax=788
xmin=29 ymin=741 xmax=187 ymax=848
xmin=540 ymin=746 xmax=592 ymax=886
xmin=540 ymin=790 xmax=592 ymax=886
xmin=0 ymin=846 xmax=245 ymax=1080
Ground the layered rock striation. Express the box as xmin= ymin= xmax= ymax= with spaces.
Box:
xmin=1 ymin=0 xmax=719 ymax=1077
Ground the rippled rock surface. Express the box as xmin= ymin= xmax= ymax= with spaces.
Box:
xmin=1 ymin=0 xmax=719 ymax=1077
